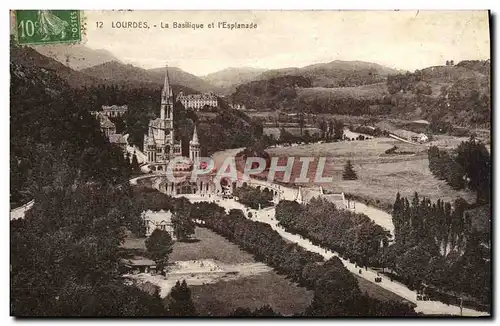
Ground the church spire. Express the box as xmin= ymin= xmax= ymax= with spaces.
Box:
xmin=191 ymin=125 xmax=199 ymax=145
xmin=162 ymin=65 xmax=173 ymax=103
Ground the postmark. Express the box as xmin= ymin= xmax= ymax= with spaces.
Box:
xmin=14 ymin=10 xmax=82 ymax=45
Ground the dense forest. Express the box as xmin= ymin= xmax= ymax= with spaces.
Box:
xmin=275 ymin=199 xmax=390 ymax=268
xmin=383 ymin=192 xmax=490 ymax=310
xmin=428 ymin=138 xmax=491 ymax=204
xmin=10 ymin=60 xmax=175 ymax=315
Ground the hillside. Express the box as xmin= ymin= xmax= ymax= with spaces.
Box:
xmin=147 ymin=66 xmax=223 ymax=94
xmin=232 ymin=75 xmax=312 ymax=110
xmin=31 ymin=44 xmax=120 ymax=70
xmin=82 ymin=61 xmax=222 ymax=94
xmin=298 ymin=83 xmax=388 ymax=101
xmin=10 ymin=44 xmax=101 ymax=88
xmin=231 ymin=60 xmax=490 ymax=127
xmin=385 ymin=61 xmax=490 ymax=126
xmin=203 ymin=67 xmax=268 ymax=95
xmin=255 ymin=60 xmax=401 ymax=88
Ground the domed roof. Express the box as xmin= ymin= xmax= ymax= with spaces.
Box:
xmin=170 ymin=156 xmax=193 ymax=172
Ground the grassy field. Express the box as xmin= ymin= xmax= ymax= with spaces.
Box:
xmin=297 ymin=82 xmax=388 ymax=101
xmin=122 ymin=226 xmax=409 ymax=315
xmin=122 ymin=227 xmax=312 ymax=315
xmin=263 ymin=127 xmax=321 ymax=138
xmin=266 ymin=137 xmax=475 ymax=207
xmin=190 ymin=272 xmax=313 ymax=316
xmin=121 ymin=228 xmax=256 ymax=264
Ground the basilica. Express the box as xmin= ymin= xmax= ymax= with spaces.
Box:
xmin=143 ymin=67 xmax=200 ymax=172
xmin=142 ymin=67 xmax=227 ymax=197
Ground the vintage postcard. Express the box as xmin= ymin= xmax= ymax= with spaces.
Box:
xmin=10 ymin=10 xmax=491 ymax=317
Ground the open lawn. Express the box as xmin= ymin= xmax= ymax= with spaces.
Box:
xmin=266 ymin=137 xmax=475 ymax=207
xmin=123 ymin=226 xmax=409 ymax=315
xmin=123 ymin=227 xmax=312 ymax=315
xmin=121 ymin=227 xmax=255 ymax=264
xmin=190 ymin=272 xmax=313 ymax=316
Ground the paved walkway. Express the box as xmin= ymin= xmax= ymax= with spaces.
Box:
xmin=179 ymin=194 xmax=488 ymax=316
xmin=10 ymin=200 xmax=35 ymax=221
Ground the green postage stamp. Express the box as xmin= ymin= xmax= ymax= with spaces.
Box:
xmin=14 ymin=10 xmax=82 ymax=45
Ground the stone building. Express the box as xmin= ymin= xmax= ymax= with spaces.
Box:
xmin=142 ymin=209 xmax=175 ymax=238
xmin=176 ymin=92 xmax=218 ymax=110
xmin=143 ymin=67 xmax=184 ymax=171
xmin=101 ymin=105 xmax=128 ymax=117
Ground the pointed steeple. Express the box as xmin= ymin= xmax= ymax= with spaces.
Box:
xmin=190 ymin=125 xmax=199 ymax=145
xmin=162 ymin=65 xmax=173 ymax=103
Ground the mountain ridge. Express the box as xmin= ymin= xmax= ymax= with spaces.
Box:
xmin=81 ymin=61 xmax=223 ymax=94
xmin=202 ymin=67 xmax=269 ymax=95
xmin=30 ymin=44 xmax=120 ymax=71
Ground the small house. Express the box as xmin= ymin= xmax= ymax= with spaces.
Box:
xmin=121 ymin=257 xmax=156 ymax=274
xmin=142 ymin=209 xmax=175 ymax=238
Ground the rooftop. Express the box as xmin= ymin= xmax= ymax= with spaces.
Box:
xmin=108 ymin=134 xmax=127 ymax=144
xmin=177 ymin=92 xmax=217 ymax=101
xmin=121 ymin=257 xmax=156 ymax=266
xmin=103 ymin=105 xmax=128 ymax=112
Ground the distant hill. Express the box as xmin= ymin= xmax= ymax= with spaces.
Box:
xmin=202 ymin=67 xmax=268 ymax=95
xmin=456 ymin=60 xmax=491 ymax=77
xmin=81 ymin=61 xmax=158 ymax=85
xmin=10 ymin=44 xmax=100 ymax=88
xmin=147 ymin=66 xmax=223 ymax=94
xmin=232 ymin=75 xmax=312 ymax=110
xmin=31 ymin=44 xmax=120 ymax=71
xmin=232 ymin=60 xmax=490 ymax=127
xmin=82 ymin=61 xmax=222 ymax=94
xmin=254 ymin=60 xmax=402 ymax=88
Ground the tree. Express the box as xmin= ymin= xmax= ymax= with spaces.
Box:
xmin=145 ymin=229 xmax=173 ymax=272
xmin=342 ymin=160 xmax=358 ymax=180
xmin=455 ymin=137 xmax=491 ymax=203
xmin=171 ymin=198 xmax=195 ymax=241
xmin=334 ymin=120 xmax=344 ymax=141
xmin=306 ymin=259 xmax=362 ymax=316
xmin=167 ymin=280 xmax=196 ymax=316
xmin=231 ymin=305 xmax=281 ymax=316
xmin=131 ymin=153 xmax=140 ymax=172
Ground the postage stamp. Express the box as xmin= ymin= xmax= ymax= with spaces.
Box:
xmin=14 ymin=10 xmax=82 ymax=45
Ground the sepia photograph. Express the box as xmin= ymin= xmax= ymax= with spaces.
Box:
xmin=9 ymin=9 xmax=491 ymax=317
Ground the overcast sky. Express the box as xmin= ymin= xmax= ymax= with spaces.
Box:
xmin=84 ymin=10 xmax=490 ymax=76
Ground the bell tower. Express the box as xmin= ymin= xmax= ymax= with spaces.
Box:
xmin=189 ymin=125 xmax=200 ymax=162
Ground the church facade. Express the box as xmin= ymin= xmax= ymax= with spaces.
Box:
xmin=143 ymin=67 xmax=200 ymax=172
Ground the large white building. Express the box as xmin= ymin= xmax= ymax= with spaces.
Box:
xmin=177 ymin=92 xmax=218 ymax=110
xmin=142 ymin=209 xmax=175 ymax=238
